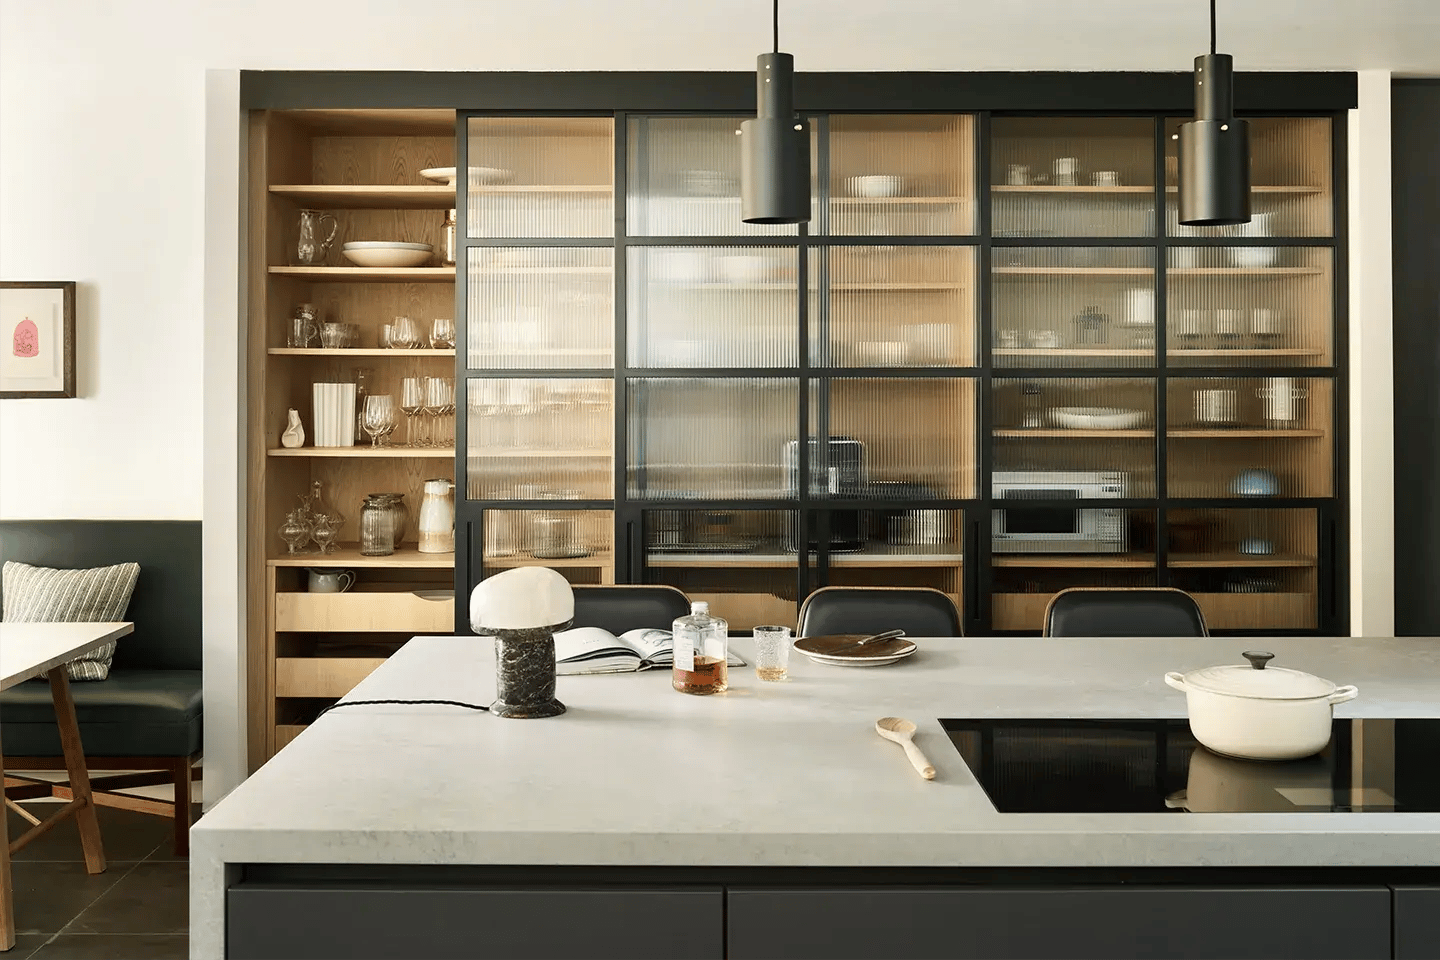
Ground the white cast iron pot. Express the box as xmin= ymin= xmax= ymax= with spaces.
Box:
xmin=1164 ymin=651 xmax=1358 ymax=761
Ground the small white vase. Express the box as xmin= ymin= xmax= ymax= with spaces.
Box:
xmin=281 ymin=409 xmax=305 ymax=448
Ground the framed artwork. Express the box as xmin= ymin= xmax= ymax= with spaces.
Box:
xmin=0 ymin=281 xmax=76 ymax=399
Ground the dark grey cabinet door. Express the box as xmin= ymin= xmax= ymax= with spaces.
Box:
xmin=727 ymin=886 xmax=1391 ymax=960
xmin=1393 ymin=886 xmax=1440 ymax=960
xmin=227 ymin=884 xmax=723 ymax=960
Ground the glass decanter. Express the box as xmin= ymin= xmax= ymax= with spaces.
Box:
xmin=278 ymin=509 xmax=313 ymax=556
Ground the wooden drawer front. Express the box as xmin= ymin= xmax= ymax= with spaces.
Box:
xmin=275 ymin=658 xmax=387 ymax=698
xmin=274 ymin=591 xmax=453 ymax=633
xmin=1194 ymin=593 xmax=1315 ymax=630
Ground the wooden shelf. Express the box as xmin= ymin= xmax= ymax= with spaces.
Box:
xmin=472 ymin=184 xmax=611 ymax=194
xmin=269 ymin=185 xmax=455 ymax=209
xmin=992 ymin=553 xmax=1155 ymax=568
xmin=1170 ymin=267 xmax=1324 ymax=276
xmin=832 ymin=196 xmax=971 ymax=205
xmin=1170 ymin=348 xmax=1324 ymax=357
xmin=269 ymin=348 xmax=455 ymax=357
xmin=675 ymin=282 xmax=962 ymax=291
xmin=994 ymin=348 xmax=1152 ymax=358
xmin=474 ymin=266 xmax=611 ymax=276
xmin=993 ymin=429 xmax=1152 ymax=438
xmin=1168 ymin=429 xmax=1325 ymax=438
xmin=269 ymin=545 xmax=455 ymax=568
xmin=993 ymin=267 xmax=1320 ymax=278
xmin=1167 ymin=184 xmax=1324 ymax=195
xmin=645 ymin=547 xmax=963 ymax=568
xmin=1169 ymin=552 xmax=1316 ymax=568
xmin=485 ymin=550 xmax=613 ymax=570
xmin=269 ymin=266 xmax=456 ymax=283
xmin=269 ymin=447 xmax=455 ymax=458
xmin=467 ymin=450 xmax=610 ymax=459
xmin=992 ymin=185 xmax=1154 ymax=194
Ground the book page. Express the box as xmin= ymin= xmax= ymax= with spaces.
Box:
xmin=619 ymin=628 xmax=674 ymax=663
xmin=553 ymin=626 xmax=632 ymax=663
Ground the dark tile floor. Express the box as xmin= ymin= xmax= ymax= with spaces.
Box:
xmin=4 ymin=803 xmax=191 ymax=960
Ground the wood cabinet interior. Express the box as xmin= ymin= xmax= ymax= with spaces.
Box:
xmin=819 ymin=246 xmax=975 ymax=367
xmin=828 ymin=114 xmax=975 ymax=235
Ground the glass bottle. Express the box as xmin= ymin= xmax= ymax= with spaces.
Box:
xmin=359 ymin=495 xmax=396 ymax=556
xmin=672 ymin=601 xmax=729 ymax=695
xmin=441 ymin=208 xmax=457 ymax=266
xmin=353 ymin=367 xmax=373 ymax=446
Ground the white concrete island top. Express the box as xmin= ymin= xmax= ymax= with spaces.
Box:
xmin=192 ymin=635 xmax=1440 ymax=958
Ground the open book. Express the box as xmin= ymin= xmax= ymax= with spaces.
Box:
xmin=553 ymin=627 xmax=748 ymax=676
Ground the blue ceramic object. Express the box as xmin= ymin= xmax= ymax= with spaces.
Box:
xmin=1231 ymin=468 xmax=1279 ymax=498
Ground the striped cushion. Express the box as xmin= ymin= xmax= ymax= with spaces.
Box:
xmin=2 ymin=561 xmax=140 ymax=681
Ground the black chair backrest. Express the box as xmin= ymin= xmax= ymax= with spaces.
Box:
xmin=1044 ymin=587 xmax=1208 ymax=637
xmin=570 ymin=585 xmax=692 ymax=634
xmin=798 ymin=586 xmax=962 ymax=638
xmin=0 ymin=520 xmax=203 ymax=670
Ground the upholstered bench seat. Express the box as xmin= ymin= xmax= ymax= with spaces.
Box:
xmin=0 ymin=669 xmax=202 ymax=757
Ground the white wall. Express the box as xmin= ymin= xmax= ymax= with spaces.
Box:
xmin=0 ymin=0 xmax=1401 ymax=801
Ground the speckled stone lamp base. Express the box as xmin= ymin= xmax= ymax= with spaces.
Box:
xmin=484 ymin=620 xmax=571 ymax=719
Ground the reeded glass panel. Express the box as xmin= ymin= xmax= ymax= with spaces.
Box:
xmin=813 ymin=378 xmax=977 ymax=499
xmin=481 ymin=508 xmax=614 ymax=586
xmin=625 ymin=116 xmax=799 ymax=237
xmin=826 ymin=507 xmax=965 ymax=617
xmin=992 ymin=247 xmax=1156 ymax=369
xmin=466 ymin=117 xmax=613 ymax=238
xmin=643 ymin=509 xmax=799 ymax=631
xmin=1167 ymin=508 xmax=1319 ymax=630
xmin=812 ymin=246 xmax=976 ymax=367
xmin=466 ymin=247 xmax=613 ymax=369
xmin=990 ymin=509 xmax=1157 ymax=632
xmin=991 ymin=118 xmax=1155 ymax=238
xmin=1165 ymin=117 xmax=1333 ymax=238
xmin=1165 ymin=246 xmax=1333 ymax=368
xmin=465 ymin=378 xmax=612 ymax=500
xmin=828 ymin=115 xmax=975 ymax=236
xmin=627 ymin=378 xmax=796 ymax=499
xmin=992 ymin=377 xmax=1156 ymax=497
xmin=1167 ymin=377 xmax=1332 ymax=498
xmin=627 ymin=246 xmax=797 ymax=368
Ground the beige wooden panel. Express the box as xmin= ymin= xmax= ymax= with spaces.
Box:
xmin=690 ymin=592 xmax=797 ymax=633
xmin=1193 ymin=593 xmax=1315 ymax=631
xmin=991 ymin=594 xmax=1053 ymax=632
xmin=274 ymin=725 xmax=308 ymax=751
xmin=275 ymin=658 xmax=389 ymax=698
xmin=310 ymin=135 xmax=455 ymax=186
xmin=275 ymin=591 xmax=454 ymax=633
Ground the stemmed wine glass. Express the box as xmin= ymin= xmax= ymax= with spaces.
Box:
xmin=400 ymin=377 xmax=425 ymax=447
xmin=436 ymin=377 xmax=456 ymax=447
xmin=362 ymin=394 xmax=397 ymax=447
xmin=423 ymin=377 xmax=451 ymax=449
xmin=430 ymin=318 xmax=456 ymax=350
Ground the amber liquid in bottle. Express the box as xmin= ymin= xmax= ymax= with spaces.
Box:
xmin=672 ymin=655 xmax=728 ymax=695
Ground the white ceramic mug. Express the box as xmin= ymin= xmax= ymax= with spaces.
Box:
xmin=1258 ymin=377 xmax=1308 ymax=423
xmin=1250 ymin=308 xmax=1280 ymax=337
xmin=1007 ymin=163 xmax=1030 ymax=186
xmin=1195 ymin=388 xmax=1238 ymax=424
xmin=307 ymin=568 xmax=356 ymax=593
xmin=1092 ymin=170 xmax=1120 ymax=187
xmin=1214 ymin=309 xmax=1244 ymax=338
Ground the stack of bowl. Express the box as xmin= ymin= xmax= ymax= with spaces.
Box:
xmin=342 ymin=241 xmax=433 ymax=268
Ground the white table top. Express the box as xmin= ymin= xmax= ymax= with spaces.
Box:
xmin=0 ymin=622 xmax=133 ymax=690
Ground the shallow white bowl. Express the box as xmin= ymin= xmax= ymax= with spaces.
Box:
xmin=343 ymin=246 xmax=433 ymax=268
xmin=1051 ymin=407 xmax=1146 ymax=430
xmin=848 ymin=174 xmax=905 ymax=198
xmin=1231 ymin=246 xmax=1279 ymax=269
xmin=342 ymin=241 xmax=433 ymax=251
xmin=419 ymin=167 xmax=457 ymax=186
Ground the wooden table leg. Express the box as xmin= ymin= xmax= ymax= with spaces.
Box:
xmin=0 ymin=749 xmax=15 ymax=951
xmin=46 ymin=668 xmax=105 ymax=875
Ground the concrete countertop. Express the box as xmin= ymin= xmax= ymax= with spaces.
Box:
xmin=190 ymin=634 xmax=1440 ymax=958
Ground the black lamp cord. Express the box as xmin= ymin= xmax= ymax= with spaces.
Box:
xmin=317 ymin=698 xmax=488 ymax=718
xmin=1210 ymin=0 xmax=1217 ymax=55
xmin=773 ymin=0 xmax=779 ymax=53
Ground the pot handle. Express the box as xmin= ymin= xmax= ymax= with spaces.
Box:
xmin=1327 ymin=684 xmax=1359 ymax=705
xmin=1164 ymin=671 xmax=1188 ymax=692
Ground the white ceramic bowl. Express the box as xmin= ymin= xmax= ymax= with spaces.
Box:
xmin=469 ymin=166 xmax=513 ymax=185
xmin=342 ymin=241 xmax=432 ymax=250
xmin=419 ymin=167 xmax=457 ymax=186
xmin=342 ymin=244 xmax=433 ymax=268
xmin=848 ymin=174 xmax=905 ymax=198
xmin=1231 ymin=246 xmax=1279 ymax=268
xmin=1051 ymin=407 xmax=1145 ymax=430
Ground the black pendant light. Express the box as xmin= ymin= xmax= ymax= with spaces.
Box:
xmin=1176 ymin=0 xmax=1251 ymax=226
xmin=741 ymin=0 xmax=810 ymax=224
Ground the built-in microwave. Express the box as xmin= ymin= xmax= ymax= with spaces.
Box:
xmin=991 ymin=470 xmax=1128 ymax=553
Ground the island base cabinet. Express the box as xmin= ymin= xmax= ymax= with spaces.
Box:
xmin=1393 ymin=887 xmax=1440 ymax=960
xmin=226 ymin=885 xmax=724 ymax=960
xmin=726 ymin=886 xmax=1391 ymax=960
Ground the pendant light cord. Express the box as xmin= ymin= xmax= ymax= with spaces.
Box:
xmin=1210 ymin=0 xmax=1217 ymax=54
xmin=773 ymin=0 xmax=779 ymax=52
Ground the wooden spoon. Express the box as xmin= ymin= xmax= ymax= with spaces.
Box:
xmin=875 ymin=716 xmax=936 ymax=780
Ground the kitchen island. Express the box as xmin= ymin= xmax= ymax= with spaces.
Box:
xmin=193 ymin=635 xmax=1440 ymax=960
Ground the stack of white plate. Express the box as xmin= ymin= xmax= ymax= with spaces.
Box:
xmin=342 ymin=241 xmax=433 ymax=268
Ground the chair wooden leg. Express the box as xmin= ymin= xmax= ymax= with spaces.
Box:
xmin=173 ymin=759 xmax=192 ymax=856
xmin=0 ymin=751 xmax=15 ymax=951
xmin=47 ymin=668 xmax=106 ymax=875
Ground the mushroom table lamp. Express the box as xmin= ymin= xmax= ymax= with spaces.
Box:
xmin=470 ymin=566 xmax=574 ymax=719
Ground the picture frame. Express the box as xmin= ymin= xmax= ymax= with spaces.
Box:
xmin=0 ymin=281 xmax=76 ymax=399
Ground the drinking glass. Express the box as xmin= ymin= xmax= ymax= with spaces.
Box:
xmin=424 ymin=376 xmax=452 ymax=448
xmin=400 ymin=377 xmax=425 ymax=447
xmin=389 ymin=316 xmax=419 ymax=350
xmin=319 ymin=321 xmax=347 ymax=349
xmin=362 ymin=394 xmax=397 ymax=448
xmin=752 ymin=625 xmax=792 ymax=681
xmin=430 ymin=318 xmax=456 ymax=350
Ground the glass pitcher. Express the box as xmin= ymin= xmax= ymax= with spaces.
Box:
xmin=295 ymin=209 xmax=339 ymax=266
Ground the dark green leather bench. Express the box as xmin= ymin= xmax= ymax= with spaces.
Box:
xmin=0 ymin=520 xmax=202 ymax=854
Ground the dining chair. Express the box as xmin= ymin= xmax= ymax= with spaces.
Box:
xmin=1043 ymin=587 xmax=1209 ymax=637
xmin=570 ymin=584 xmax=692 ymax=634
xmin=797 ymin=586 xmax=962 ymax=638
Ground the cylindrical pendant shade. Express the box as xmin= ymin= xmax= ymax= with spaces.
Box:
xmin=1178 ymin=53 xmax=1251 ymax=226
xmin=741 ymin=52 xmax=811 ymax=224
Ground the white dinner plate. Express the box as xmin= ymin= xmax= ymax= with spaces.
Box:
xmin=342 ymin=241 xmax=433 ymax=250
xmin=420 ymin=167 xmax=457 ymax=185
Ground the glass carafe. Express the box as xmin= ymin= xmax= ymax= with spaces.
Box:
xmin=672 ymin=601 xmax=729 ymax=695
xmin=295 ymin=210 xmax=339 ymax=266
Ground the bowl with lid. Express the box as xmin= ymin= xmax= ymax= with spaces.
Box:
xmin=1164 ymin=651 xmax=1357 ymax=761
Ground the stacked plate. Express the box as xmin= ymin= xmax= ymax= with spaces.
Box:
xmin=792 ymin=634 xmax=919 ymax=667
xmin=342 ymin=241 xmax=433 ymax=268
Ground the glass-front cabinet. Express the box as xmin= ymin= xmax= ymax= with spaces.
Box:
xmin=456 ymin=111 xmax=1341 ymax=636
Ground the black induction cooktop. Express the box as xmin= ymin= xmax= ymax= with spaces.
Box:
xmin=940 ymin=718 xmax=1440 ymax=814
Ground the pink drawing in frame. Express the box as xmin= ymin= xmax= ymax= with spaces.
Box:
xmin=12 ymin=317 xmax=38 ymax=358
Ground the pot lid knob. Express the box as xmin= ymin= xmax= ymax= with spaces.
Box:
xmin=1242 ymin=650 xmax=1275 ymax=670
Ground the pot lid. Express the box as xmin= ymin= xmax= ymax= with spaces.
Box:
xmin=1181 ymin=651 xmax=1339 ymax=700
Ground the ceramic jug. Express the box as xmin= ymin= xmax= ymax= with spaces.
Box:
xmin=417 ymin=478 xmax=455 ymax=554
xmin=307 ymin=568 xmax=356 ymax=593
